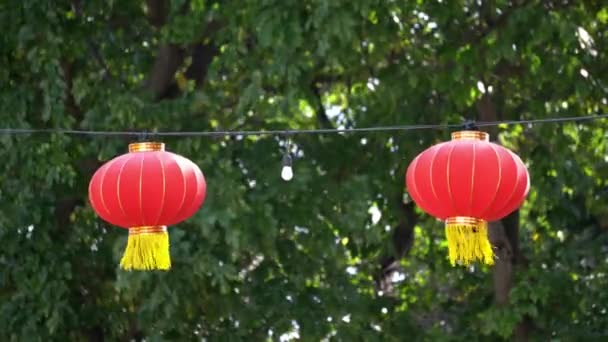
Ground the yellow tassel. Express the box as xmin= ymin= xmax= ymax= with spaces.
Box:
xmin=120 ymin=226 xmax=171 ymax=271
xmin=445 ymin=217 xmax=494 ymax=266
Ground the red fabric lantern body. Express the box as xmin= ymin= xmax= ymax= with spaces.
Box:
xmin=406 ymin=131 xmax=529 ymax=266
xmin=89 ymin=142 xmax=206 ymax=270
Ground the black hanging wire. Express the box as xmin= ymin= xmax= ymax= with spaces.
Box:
xmin=462 ymin=119 xmax=479 ymax=131
xmin=0 ymin=113 xmax=606 ymax=138
xmin=138 ymin=130 xmax=149 ymax=142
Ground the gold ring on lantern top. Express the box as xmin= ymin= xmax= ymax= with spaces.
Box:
xmin=128 ymin=142 xmax=165 ymax=152
xmin=450 ymin=130 xmax=489 ymax=141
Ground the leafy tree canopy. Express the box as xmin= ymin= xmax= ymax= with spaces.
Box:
xmin=1 ymin=0 xmax=607 ymax=340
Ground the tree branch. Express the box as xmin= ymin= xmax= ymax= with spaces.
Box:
xmin=310 ymin=81 xmax=333 ymax=129
xmin=375 ymin=200 xmax=416 ymax=295
xmin=145 ymin=44 xmax=185 ymax=99
xmin=143 ymin=2 xmax=222 ymax=99
xmin=146 ymin=0 xmax=167 ymax=28
xmin=185 ymin=20 xmax=223 ymax=87
xmin=462 ymin=0 xmax=530 ymax=45
xmin=71 ymin=0 xmax=119 ymax=83
xmin=61 ymin=60 xmax=83 ymax=121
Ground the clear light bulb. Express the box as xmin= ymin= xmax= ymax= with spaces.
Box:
xmin=281 ymin=165 xmax=293 ymax=181
xmin=281 ymin=154 xmax=293 ymax=181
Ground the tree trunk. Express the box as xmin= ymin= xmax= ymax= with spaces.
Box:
xmin=477 ymin=93 xmax=531 ymax=340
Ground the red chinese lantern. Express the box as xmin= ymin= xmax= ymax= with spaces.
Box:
xmin=405 ymin=131 xmax=529 ymax=266
xmin=88 ymin=142 xmax=206 ymax=271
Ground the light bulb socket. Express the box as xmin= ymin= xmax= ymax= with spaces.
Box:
xmin=282 ymin=154 xmax=292 ymax=167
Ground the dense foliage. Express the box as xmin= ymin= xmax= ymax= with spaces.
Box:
xmin=1 ymin=0 xmax=607 ymax=340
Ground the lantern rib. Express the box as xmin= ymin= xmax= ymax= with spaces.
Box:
xmin=97 ymin=164 xmax=112 ymax=219
xmin=479 ymin=143 xmax=503 ymax=218
xmin=501 ymin=152 xmax=530 ymax=216
xmin=168 ymin=157 xmax=188 ymax=224
xmin=176 ymin=159 xmax=204 ymax=220
xmin=469 ymin=143 xmax=476 ymax=216
xmin=116 ymin=157 xmax=130 ymax=226
xmin=491 ymin=151 xmax=521 ymax=218
xmin=514 ymin=152 xmax=531 ymax=196
xmin=428 ymin=146 xmax=440 ymax=207
xmin=154 ymin=154 xmax=166 ymax=226
xmin=445 ymin=144 xmax=458 ymax=215
xmin=138 ymin=153 xmax=145 ymax=226
xmin=407 ymin=157 xmax=425 ymax=212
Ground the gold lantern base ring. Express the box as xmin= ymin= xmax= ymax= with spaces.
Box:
xmin=120 ymin=226 xmax=171 ymax=271
xmin=444 ymin=217 xmax=494 ymax=266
